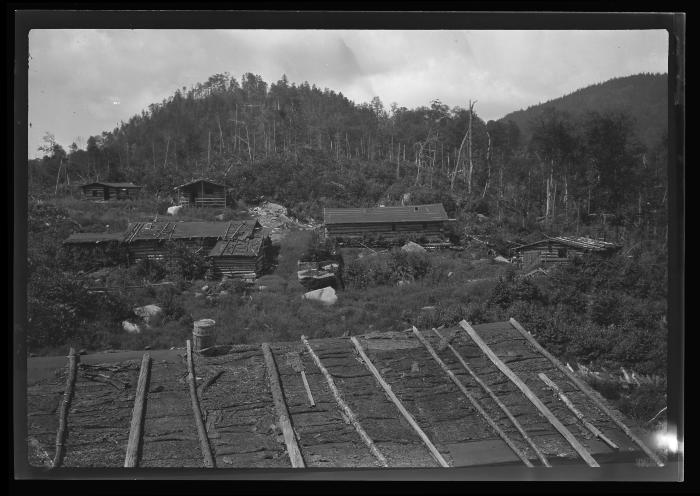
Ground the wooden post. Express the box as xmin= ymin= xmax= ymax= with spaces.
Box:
xmin=538 ymin=373 xmax=619 ymax=450
xmin=411 ymin=327 xmax=533 ymax=467
xmin=124 ymin=353 xmax=151 ymax=467
xmin=350 ymin=336 xmax=449 ymax=467
xmin=302 ymin=336 xmax=388 ymax=467
xmin=459 ymin=321 xmax=600 ymax=467
xmin=186 ymin=340 xmax=216 ymax=468
xmin=509 ymin=318 xmax=663 ymax=466
xmin=432 ymin=328 xmax=550 ymax=467
xmin=52 ymin=347 xmax=79 ymax=468
xmin=261 ymin=343 xmax=305 ymax=468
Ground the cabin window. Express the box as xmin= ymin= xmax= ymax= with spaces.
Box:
xmin=422 ymin=223 xmax=427 ymax=230
xmin=92 ymin=190 xmax=99 ymax=197
xmin=391 ymin=224 xmax=396 ymax=231
xmin=558 ymin=248 xmax=568 ymax=258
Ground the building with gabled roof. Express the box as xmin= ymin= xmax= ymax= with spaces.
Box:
xmin=63 ymin=220 xmax=271 ymax=279
xmin=323 ymin=204 xmax=450 ymax=247
xmin=512 ymin=235 xmax=622 ymax=268
xmin=173 ymin=178 xmax=228 ymax=208
xmin=80 ymin=182 xmax=143 ymax=201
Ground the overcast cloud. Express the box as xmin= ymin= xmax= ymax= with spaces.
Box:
xmin=27 ymin=29 xmax=668 ymax=157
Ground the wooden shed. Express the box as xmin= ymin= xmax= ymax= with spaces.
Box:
xmin=513 ymin=236 xmax=622 ymax=268
xmin=80 ymin=182 xmax=142 ymax=201
xmin=323 ymin=204 xmax=449 ymax=247
xmin=174 ymin=179 xmax=227 ymax=208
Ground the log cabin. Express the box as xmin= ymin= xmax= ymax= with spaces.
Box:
xmin=512 ymin=236 xmax=622 ymax=268
xmin=323 ymin=204 xmax=450 ymax=247
xmin=80 ymin=182 xmax=143 ymax=201
xmin=174 ymin=179 xmax=227 ymax=208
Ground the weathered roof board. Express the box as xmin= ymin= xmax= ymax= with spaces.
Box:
xmin=123 ymin=220 xmax=259 ymax=243
xmin=63 ymin=232 xmax=125 ymax=244
xmin=514 ymin=236 xmax=621 ymax=253
xmin=324 ymin=204 xmax=448 ymax=225
xmin=81 ymin=182 xmax=142 ymax=189
xmin=174 ymin=179 xmax=228 ymax=190
xmin=27 ymin=321 xmax=656 ymax=469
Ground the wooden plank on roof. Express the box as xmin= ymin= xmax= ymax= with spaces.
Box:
xmin=411 ymin=327 xmax=534 ymax=467
xmin=432 ymin=327 xmax=551 ymax=467
xmin=301 ymin=336 xmax=388 ymax=467
xmin=186 ymin=340 xmax=216 ymax=468
xmin=509 ymin=318 xmax=663 ymax=467
xmin=458 ymin=320 xmax=600 ymax=467
xmin=124 ymin=353 xmax=151 ymax=468
xmin=261 ymin=343 xmax=305 ymax=468
xmin=350 ymin=336 xmax=450 ymax=467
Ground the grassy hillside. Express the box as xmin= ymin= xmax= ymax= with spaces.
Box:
xmin=500 ymin=73 xmax=667 ymax=148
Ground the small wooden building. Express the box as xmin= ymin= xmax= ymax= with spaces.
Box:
xmin=174 ymin=179 xmax=227 ymax=208
xmin=81 ymin=182 xmax=142 ymax=201
xmin=513 ymin=236 xmax=622 ymax=268
xmin=123 ymin=220 xmax=270 ymax=278
xmin=323 ymin=204 xmax=449 ymax=246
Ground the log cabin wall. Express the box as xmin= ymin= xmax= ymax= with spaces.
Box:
xmin=326 ymin=221 xmax=446 ymax=245
xmin=176 ymin=182 xmax=226 ymax=208
xmin=82 ymin=185 xmax=107 ymax=201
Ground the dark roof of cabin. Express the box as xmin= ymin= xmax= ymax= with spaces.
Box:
xmin=514 ymin=236 xmax=621 ymax=252
xmin=63 ymin=232 xmax=124 ymax=244
xmin=81 ymin=182 xmax=142 ymax=189
xmin=26 ymin=319 xmax=656 ymax=469
xmin=323 ymin=204 xmax=448 ymax=225
xmin=173 ymin=178 xmax=228 ymax=190
xmin=209 ymin=228 xmax=269 ymax=258
xmin=123 ymin=220 xmax=260 ymax=243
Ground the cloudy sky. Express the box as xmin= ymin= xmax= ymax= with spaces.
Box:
xmin=28 ymin=29 xmax=667 ymax=157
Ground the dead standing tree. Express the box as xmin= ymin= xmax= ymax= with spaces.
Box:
xmin=450 ymin=100 xmax=477 ymax=194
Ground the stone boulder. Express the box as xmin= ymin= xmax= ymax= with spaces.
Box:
xmin=302 ymin=286 xmax=338 ymax=305
xmin=401 ymin=241 xmax=426 ymax=253
xmin=133 ymin=304 xmax=163 ymax=324
xmin=122 ymin=321 xmax=141 ymax=334
xmin=167 ymin=205 xmax=182 ymax=215
xmin=494 ymin=255 xmax=510 ymax=263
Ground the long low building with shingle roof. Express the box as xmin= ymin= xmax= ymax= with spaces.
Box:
xmin=323 ymin=204 xmax=451 ymax=247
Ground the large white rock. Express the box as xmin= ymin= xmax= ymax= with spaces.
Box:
xmin=133 ymin=304 xmax=163 ymax=324
xmin=494 ymin=255 xmax=510 ymax=263
xmin=122 ymin=321 xmax=141 ymax=334
xmin=401 ymin=241 xmax=426 ymax=253
xmin=302 ymin=286 xmax=338 ymax=305
xmin=167 ymin=205 xmax=182 ymax=215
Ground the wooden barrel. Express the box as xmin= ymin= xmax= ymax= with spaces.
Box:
xmin=192 ymin=319 xmax=216 ymax=352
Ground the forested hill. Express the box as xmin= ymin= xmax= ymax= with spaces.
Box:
xmin=500 ymin=73 xmax=668 ymax=149
xmin=31 ymin=72 xmax=668 ymax=239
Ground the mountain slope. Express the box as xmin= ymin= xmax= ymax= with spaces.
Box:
xmin=499 ymin=73 xmax=668 ymax=148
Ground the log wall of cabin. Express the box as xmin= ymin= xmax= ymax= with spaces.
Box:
xmin=83 ymin=186 xmax=106 ymax=201
xmin=325 ymin=221 xmax=445 ymax=244
xmin=176 ymin=185 xmax=226 ymax=208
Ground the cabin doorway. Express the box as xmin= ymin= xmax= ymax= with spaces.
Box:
xmin=103 ymin=187 xmax=109 ymax=201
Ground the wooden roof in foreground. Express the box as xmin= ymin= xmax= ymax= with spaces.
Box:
xmin=324 ymin=204 xmax=448 ymax=225
xmin=27 ymin=319 xmax=662 ymax=469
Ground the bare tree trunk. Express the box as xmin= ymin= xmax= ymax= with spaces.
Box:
xmin=54 ymin=158 xmax=63 ymax=197
xmin=163 ymin=136 xmax=170 ymax=169
xmin=481 ymin=130 xmax=492 ymax=199
xmin=451 ymin=122 xmax=468 ymax=192
xmin=207 ymin=130 xmax=211 ymax=169
xmin=152 ymin=141 xmax=157 ymax=170
xmin=217 ymin=115 xmax=224 ymax=157
xmin=466 ymin=100 xmax=476 ymax=196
